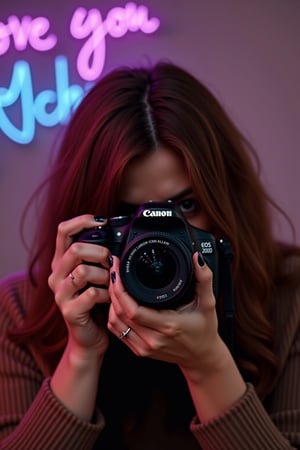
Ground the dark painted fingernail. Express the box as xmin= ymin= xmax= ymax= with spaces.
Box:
xmin=94 ymin=216 xmax=106 ymax=223
xmin=111 ymin=271 xmax=116 ymax=283
xmin=108 ymin=254 xmax=113 ymax=267
xmin=198 ymin=251 xmax=206 ymax=267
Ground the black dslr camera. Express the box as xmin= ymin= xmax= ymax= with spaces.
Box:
xmin=75 ymin=201 xmax=226 ymax=309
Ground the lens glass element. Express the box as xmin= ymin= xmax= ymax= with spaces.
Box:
xmin=135 ymin=244 xmax=176 ymax=289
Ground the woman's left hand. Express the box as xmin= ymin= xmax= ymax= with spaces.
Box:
xmin=108 ymin=252 xmax=225 ymax=381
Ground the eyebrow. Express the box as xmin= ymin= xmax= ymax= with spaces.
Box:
xmin=168 ymin=187 xmax=193 ymax=202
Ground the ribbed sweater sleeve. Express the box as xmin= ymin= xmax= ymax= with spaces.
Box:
xmin=190 ymin=384 xmax=296 ymax=449
xmin=0 ymin=273 xmax=104 ymax=449
xmin=0 ymin=378 xmax=104 ymax=450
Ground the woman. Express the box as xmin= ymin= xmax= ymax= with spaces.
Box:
xmin=0 ymin=61 xmax=299 ymax=449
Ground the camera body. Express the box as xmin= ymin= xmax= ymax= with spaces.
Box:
xmin=75 ymin=201 xmax=221 ymax=309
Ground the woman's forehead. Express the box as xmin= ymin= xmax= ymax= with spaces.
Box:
xmin=120 ymin=147 xmax=191 ymax=204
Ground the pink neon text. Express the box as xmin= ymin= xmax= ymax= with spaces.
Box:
xmin=70 ymin=3 xmax=160 ymax=80
xmin=0 ymin=3 xmax=160 ymax=81
xmin=0 ymin=15 xmax=57 ymax=54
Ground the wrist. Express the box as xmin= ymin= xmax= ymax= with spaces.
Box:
xmin=51 ymin=340 xmax=105 ymax=421
xmin=180 ymin=336 xmax=231 ymax=385
xmin=66 ymin=338 xmax=105 ymax=372
xmin=180 ymin=338 xmax=246 ymax=422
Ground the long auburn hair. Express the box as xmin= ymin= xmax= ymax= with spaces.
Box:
xmin=10 ymin=61 xmax=298 ymax=399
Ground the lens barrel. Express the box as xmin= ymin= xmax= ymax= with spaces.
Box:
xmin=120 ymin=232 xmax=194 ymax=309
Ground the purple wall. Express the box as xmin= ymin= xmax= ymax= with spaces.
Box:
xmin=1 ymin=0 xmax=299 ymax=278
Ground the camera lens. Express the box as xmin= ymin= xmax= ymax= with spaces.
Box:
xmin=120 ymin=233 xmax=194 ymax=309
xmin=135 ymin=243 xmax=176 ymax=289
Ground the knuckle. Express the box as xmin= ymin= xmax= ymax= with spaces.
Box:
xmin=76 ymin=263 xmax=89 ymax=278
xmin=125 ymin=301 xmax=140 ymax=321
xmin=68 ymin=242 xmax=82 ymax=258
xmin=127 ymin=308 xmax=139 ymax=322
xmin=48 ymin=273 xmax=54 ymax=290
xmin=136 ymin=348 xmax=148 ymax=358
xmin=164 ymin=323 xmax=178 ymax=337
xmin=107 ymin=318 xmax=116 ymax=331
xmin=57 ymin=220 xmax=69 ymax=237
xmin=146 ymin=337 xmax=160 ymax=352
xmin=86 ymin=286 xmax=98 ymax=299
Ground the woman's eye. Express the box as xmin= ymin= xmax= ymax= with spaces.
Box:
xmin=177 ymin=198 xmax=197 ymax=215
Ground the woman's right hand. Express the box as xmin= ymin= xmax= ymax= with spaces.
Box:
xmin=48 ymin=215 xmax=112 ymax=421
xmin=48 ymin=214 xmax=111 ymax=360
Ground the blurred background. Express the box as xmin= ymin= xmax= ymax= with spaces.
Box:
xmin=0 ymin=0 xmax=299 ymax=279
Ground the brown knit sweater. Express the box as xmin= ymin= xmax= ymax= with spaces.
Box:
xmin=0 ymin=260 xmax=299 ymax=449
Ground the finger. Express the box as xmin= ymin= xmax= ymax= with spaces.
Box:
xmin=107 ymin=302 xmax=134 ymax=340
xmin=54 ymin=264 xmax=111 ymax=310
xmin=107 ymin=301 xmax=162 ymax=357
xmin=108 ymin=256 xmax=140 ymax=316
xmin=57 ymin=285 xmax=110 ymax=323
xmin=49 ymin=241 xmax=111 ymax=292
xmin=193 ymin=251 xmax=216 ymax=311
xmin=70 ymin=262 xmax=111 ymax=291
xmin=51 ymin=215 xmax=108 ymax=270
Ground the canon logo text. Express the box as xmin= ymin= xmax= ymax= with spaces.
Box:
xmin=143 ymin=209 xmax=172 ymax=217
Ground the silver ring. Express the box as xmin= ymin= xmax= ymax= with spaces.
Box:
xmin=119 ymin=327 xmax=132 ymax=339
xmin=69 ymin=271 xmax=77 ymax=287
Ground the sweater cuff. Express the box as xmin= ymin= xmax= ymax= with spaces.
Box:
xmin=8 ymin=377 xmax=105 ymax=449
xmin=190 ymin=383 xmax=291 ymax=450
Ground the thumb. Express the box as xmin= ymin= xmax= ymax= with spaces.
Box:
xmin=192 ymin=251 xmax=216 ymax=309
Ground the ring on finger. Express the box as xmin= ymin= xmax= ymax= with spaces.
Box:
xmin=119 ymin=327 xmax=132 ymax=339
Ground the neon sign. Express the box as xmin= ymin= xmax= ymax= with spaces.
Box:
xmin=0 ymin=3 xmax=160 ymax=144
